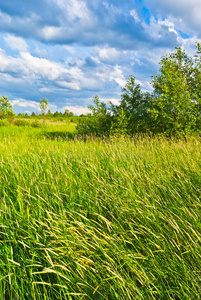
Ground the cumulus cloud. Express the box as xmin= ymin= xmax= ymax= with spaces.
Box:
xmin=145 ymin=0 xmax=201 ymax=37
xmin=0 ymin=0 xmax=180 ymax=50
xmin=11 ymin=99 xmax=39 ymax=108
xmin=4 ymin=34 xmax=28 ymax=52
xmin=62 ymin=105 xmax=89 ymax=115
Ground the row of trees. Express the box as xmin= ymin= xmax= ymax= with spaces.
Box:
xmin=18 ymin=109 xmax=74 ymax=119
xmin=77 ymin=43 xmax=201 ymax=136
xmin=0 ymin=96 xmax=76 ymax=120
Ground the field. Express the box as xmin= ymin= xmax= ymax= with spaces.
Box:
xmin=0 ymin=123 xmax=200 ymax=299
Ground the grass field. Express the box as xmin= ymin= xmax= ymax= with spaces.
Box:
xmin=0 ymin=124 xmax=200 ymax=299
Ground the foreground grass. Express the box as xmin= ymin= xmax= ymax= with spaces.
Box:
xmin=0 ymin=126 xmax=200 ymax=299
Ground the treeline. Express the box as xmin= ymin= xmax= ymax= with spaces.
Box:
xmin=77 ymin=44 xmax=201 ymax=137
xmin=17 ymin=109 xmax=75 ymax=119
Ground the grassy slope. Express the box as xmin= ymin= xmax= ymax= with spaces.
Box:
xmin=0 ymin=125 xmax=200 ymax=299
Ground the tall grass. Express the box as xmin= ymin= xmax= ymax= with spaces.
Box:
xmin=0 ymin=126 xmax=200 ymax=299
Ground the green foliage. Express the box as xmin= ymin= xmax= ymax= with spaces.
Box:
xmin=110 ymin=107 xmax=129 ymax=136
xmin=150 ymin=46 xmax=199 ymax=135
xmin=31 ymin=120 xmax=44 ymax=128
xmin=0 ymin=95 xmax=15 ymax=119
xmin=118 ymin=75 xmax=152 ymax=133
xmin=0 ymin=119 xmax=9 ymax=126
xmin=14 ymin=119 xmax=30 ymax=126
xmin=77 ymin=95 xmax=112 ymax=136
xmin=63 ymin=109 xmax=74 ymax=117
xmin=39 ymin=97 xmax=48 ymax=115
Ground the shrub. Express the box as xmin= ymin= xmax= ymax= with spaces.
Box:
xmin=0 ymin=119 xmax=10 ymax=126
xmin=76 ymin=96 xmax=112 ymax=136
xmin=14 ymin=119 xmax=30 ymax=127
xmin=31 ymin=120 xmax=44 ymax=128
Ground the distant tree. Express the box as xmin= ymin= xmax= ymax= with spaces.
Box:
xmin=63 ymin=109 xmax=70 ymax=117
xmin=31 ymin=112 xmax=36 ymax=117
xmin=53 ymin=111 xmax=60 ymax=117
xmin=0 ymin=96 xmax=15 ymax=120
xmin=39 ymin=97 xmax=48 ymax=117
xmin=63 ymin=109 xmax=74 ymax=117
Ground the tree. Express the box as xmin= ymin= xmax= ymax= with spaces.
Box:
xmin=117 ymin=76 xmax=152 ymax=133
xmin=0 ymin=96 xmax=15 ymax=120
xmin=150 ymin=47 xmax=198 ymax=135
xmin=63 ymin=109 xmax=74 ymax=117
xmin=39 ymin=98 xmax=48 ymax=115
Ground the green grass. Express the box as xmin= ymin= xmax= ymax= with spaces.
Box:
xmin=0 ymin=125 xmax=200 ymax=299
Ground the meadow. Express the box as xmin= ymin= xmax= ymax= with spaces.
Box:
xmin=0 ymin=123 xmax=200 ymax=299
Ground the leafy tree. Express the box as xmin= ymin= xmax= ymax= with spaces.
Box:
xmin=63 ymin=109 xmax=74 ymax=117
xmin=39 ymin=98 xmax=48 ymax=115
xmin=0 ymin=96 xmax=15 ymax=120
xmin=150 ymin=47 xmax=198 ymax=135
xmin=117 ymin=76 xmax=152 ymax=133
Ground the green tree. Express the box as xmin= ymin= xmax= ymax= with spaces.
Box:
xmin=150 ymin=47 xmax=198 ymax=135
xmin=117 ymin=76 xmax=152 ymax=133
xmin=63 ymin=109 xmax=74 ymax=117
xmin=39 ymin=97 xmax=48 ymax=122
xmin=39 ymin=98 xmax=48 ymax=115
xmin=0 ymin=96 xmax=15 ymax=120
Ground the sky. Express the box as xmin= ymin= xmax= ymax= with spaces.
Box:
xmin=0 ymin=0 xmax=201 ymax=115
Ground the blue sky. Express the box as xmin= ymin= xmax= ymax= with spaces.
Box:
xmin=0 ymin=0 xmax=200 ymax=114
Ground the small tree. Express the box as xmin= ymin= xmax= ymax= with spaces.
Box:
xmin=63 ymin=109 xmax=74 ymax=117
xmin=39 ymin=97 xmax=48 ymax=121
xmin=0 ymin=96 xmax=15 ymax=120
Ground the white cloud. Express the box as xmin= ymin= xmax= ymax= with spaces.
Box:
xmin=130 ymin=9 xmax=140 ymax=23
xmin=54 ymin=0 xmax=93 ymax=25
xmin=96 ymin=65 xmax=126 ymax=87
xmin=62 ymin=105 xmax=89 ymax=115
xmin=11 ymin=99 xmax=39 ymax=108
xmin=98 ymin=47 xmax=120 ymax=61
xmin=38 ymin=26 xmax=62 ymax=41
xmin=20 ymin=52 xmax=68 ymax=80
xmin=145 ymin=0 xmax=201 ymax=35
xmin=34 ymin=47 xmax=49 ymax=58
xmin=57 ymin=81 xmax=81 ymax=90
xmin=4 ymin=34 xmax=29 ymax=52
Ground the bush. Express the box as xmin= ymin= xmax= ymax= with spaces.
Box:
xmin=31 ymin=120 xmax=44 ymax=128
xmin=14 ymin=119 xmax=30 ymax=127
xmin=0 ymin=119 xmax=10 ymax=126
xmin=76 ymin=96 xmax=112 ymax=136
